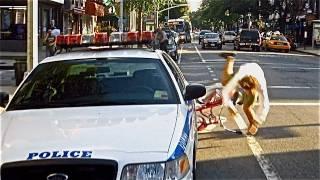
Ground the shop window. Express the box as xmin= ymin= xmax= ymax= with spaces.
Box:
xmin=0 ymin=8 xmax=27 ymax=40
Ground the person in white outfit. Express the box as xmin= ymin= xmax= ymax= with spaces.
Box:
xmin=204 ymin=53 xmax=270 ymax=135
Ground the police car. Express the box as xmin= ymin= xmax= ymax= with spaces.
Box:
xmin=0 ymin=48 xmax=206 ymax=180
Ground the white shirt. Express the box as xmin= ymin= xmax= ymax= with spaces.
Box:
xmin=222 ymin=63 xmax=270 ymax=124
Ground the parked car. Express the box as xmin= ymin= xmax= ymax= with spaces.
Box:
xmin=234 ymin=29 xmax=261 ymax=51
xmin=284 ymin=34 xmax=297 ymax=50
xmin=201 ymin=32 xmax=222 ymax=49
xmin=199 ymin=30 xmax=211 ymax=44
xmin=0 ymin=49 xmax=206 ymax=180
xmin=262 ymin=35 xmax=291 ymax=52
xmin=222 ymin=31 xmax=237 ymax=43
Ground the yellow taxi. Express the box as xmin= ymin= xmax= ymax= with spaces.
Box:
xmin=262 ymin=35 xmax=291 ymax=52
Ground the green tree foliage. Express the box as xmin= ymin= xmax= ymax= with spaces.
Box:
xmin=192 ymin=0 xmax=260 ymax=30
xmin=158 ymin=0 xmax=190 ymax=22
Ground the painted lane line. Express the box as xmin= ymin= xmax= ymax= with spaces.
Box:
xmin=247 ymin=136 xmax=282 ymax=180
xmin=268 ymin=86 xmax=318 ymax=89
xmin=176 ymin=50 xmax=314 ymax=57
xmin=178 ymin=46 xmax=183 ymax=64
xmin=232 ymin=114 xmax=282 ymax=180
xmin=195 ymin=45 xmax=205 ymax=62
xmin=204 ymin=59 xmax=319 ymax=68
xmin=270 ymin=102 xmax=320 ymax=106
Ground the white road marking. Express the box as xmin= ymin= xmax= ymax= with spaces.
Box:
xmin=195 ymin=45 xmax=206 ymax=62
xmin=205 ymin=59 xmax=259 ymax=62
xmin=179 ymin=50 xmax=314 ymax=57
xmin=178 ymin=46 xmax=183 ymax=64
xmin=268 ymin=86 xmax=318 ymax=89
xmin=247 ymin=136 xmax=282 ymax=180
xmin=269 ymin=102 xmax=320 ymax=106
xmin=270 ymin=67 xmax=320 ymax=70
xmin=232 ymin=114 xmax=282 ymax=180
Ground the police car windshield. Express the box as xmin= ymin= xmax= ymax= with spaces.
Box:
xmin=7 ymin=58 xmax=179 ymax=111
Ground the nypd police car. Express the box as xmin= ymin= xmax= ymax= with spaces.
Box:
xmin=0 ymin=49 xmax=205 ymax=179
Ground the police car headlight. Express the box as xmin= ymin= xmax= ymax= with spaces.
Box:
xmin=121 ymin=163 xmax=165 ymax=180
xmin=121 ymin=154 xmax=190 ymax=180
xmin=165 ymin=154 xmax=190 ymax=180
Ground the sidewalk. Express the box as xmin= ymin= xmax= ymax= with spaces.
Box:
xmin=0 ymin=47 xmax=47 ymax=96
xmin=0 ymin=85 xmax=17 ymax=96
xmin=295 ymin=46 xmax=320 ymax=56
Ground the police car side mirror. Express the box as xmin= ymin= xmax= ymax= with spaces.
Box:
xmin=0 ymin=92 xmax=9 ymax=108
xmin=184 ymin=84 xmax=206 ymax=101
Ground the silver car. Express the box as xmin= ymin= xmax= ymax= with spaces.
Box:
xmin=201 ymin=33 xmax=222 ymax=49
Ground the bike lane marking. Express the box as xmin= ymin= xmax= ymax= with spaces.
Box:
xmin=192 ymin=46 xmax=282 ymax=180
xmin=232 ymin=114 xmax=282 ymax=180
xmin=195 ymin=45 xmax=206 ymax=62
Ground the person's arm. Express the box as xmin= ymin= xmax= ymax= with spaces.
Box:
xmin=242 ymin=91 xmax=259 ymax=125
xmin=43 ymin=33 xmax=49 ymax=45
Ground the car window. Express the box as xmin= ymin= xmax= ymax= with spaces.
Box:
xmin=7 ymin=58 xmax=180 ymax=111
xmin=240 ymin=30 xmax=259 ymax=39
xmin=200 ymin=30 xmax=210 ymax=35
xmin=225 ymin=32 xmax=236 ymax=36
xmin=162 ymin=53 xmax=186 ymax=95
xmin=205 ymin=34 xmax=218 ymax=38
xmin=270 ymin=36 xmax=287 ymax=41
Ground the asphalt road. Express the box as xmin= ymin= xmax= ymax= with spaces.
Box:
xmin=177 ymin=42 xmax=320 ymax=180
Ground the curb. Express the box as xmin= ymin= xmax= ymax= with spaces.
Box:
xmin=294 ymin=49 xmax=320 ymax=57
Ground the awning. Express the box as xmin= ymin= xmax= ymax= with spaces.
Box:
xmin=85 ymin=1 xmax=105 ymax=17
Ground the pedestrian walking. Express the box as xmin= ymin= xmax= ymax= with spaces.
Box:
xmin=44 ymin=29 xmax=56 ymax=57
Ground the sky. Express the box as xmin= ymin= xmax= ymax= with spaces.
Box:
xmin=187 ymin=0 xmax=202 ymax=12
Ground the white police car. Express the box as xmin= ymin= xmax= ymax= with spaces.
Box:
xmin=0 ymin=49 xmax=206 ymax=180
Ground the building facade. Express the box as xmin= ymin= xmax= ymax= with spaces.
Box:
xmin=0 ymin=0 xmax=27 ymax=52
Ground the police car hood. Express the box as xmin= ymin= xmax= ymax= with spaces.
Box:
xmin=1 ymin=105 xmax=178 ymax=162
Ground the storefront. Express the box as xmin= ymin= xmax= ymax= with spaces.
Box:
xmin=38 ymin=0 xmax=64 ymax=41
xmin=0 ymin=1 xmax=27 ymax=52
xmin=312 ymin=20 xmax=320 ymax=48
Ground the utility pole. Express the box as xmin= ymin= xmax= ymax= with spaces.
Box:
xmin=27 ymin=0 xmax=38 ymax=71
xmin=27 ymin=0 xmax=33 ymax=71
xmin=119 ymin=0 xmax=124 ymax=32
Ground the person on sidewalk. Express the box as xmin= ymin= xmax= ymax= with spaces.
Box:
xmin=44 ymin=28 xmax=56 ymax=57
xmin=204 ymin=53 xmax=270 ymax=135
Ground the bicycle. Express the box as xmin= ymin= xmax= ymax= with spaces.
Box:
xmin=196 ymin=88 xmax=242 ymax=134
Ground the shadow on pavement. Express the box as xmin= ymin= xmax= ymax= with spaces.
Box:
xmin=196 ymin=150 xmax=320 ymax=180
